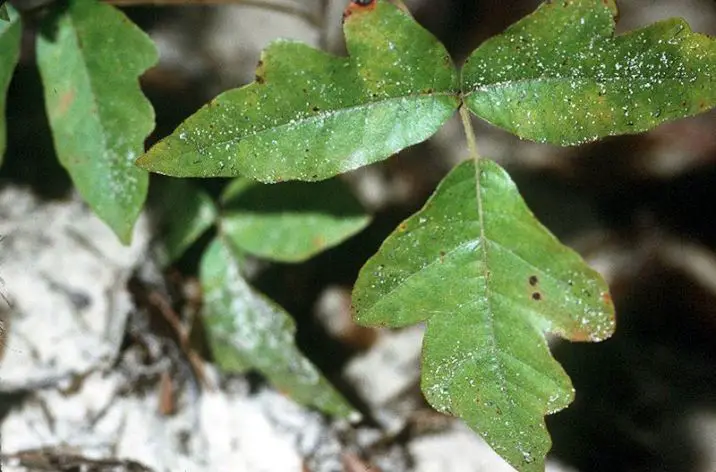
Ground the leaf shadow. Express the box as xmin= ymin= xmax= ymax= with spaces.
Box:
xmin=221 ymin=179 xmax=367 ymax=219
xmin=34 ymin=0 xmax=70 ymax=42
xmin=0 ymin=63 xmax=73 ymax=199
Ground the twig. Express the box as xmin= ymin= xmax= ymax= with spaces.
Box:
xmin=147 ymin=290 xmax=210 ymax=390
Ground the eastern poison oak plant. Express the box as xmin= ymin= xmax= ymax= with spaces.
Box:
xmin=136 ymin=0 xmax=716 ymax=470
xmin=4 ymin=0 xmax=716 ymax=470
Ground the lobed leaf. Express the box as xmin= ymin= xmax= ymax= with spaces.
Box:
xmin=137 ymin=0 xmax=459 ymax=182
xmin=36 ymin=0 xmax=158 ymax=243
xmin=220 ymin=177 xmax=370 ymax=262
xmin=0 ymin=5 xmax=20 ymax=164
xmin=352 ymin=159 xmax=615 ymax=471
xmin=462 ymin=0 xmax=716 ymax=145
xmin=201 ymin=237 xmax=356 ymax=417
xmin=151 ymin=178 xmax=218 ymax=264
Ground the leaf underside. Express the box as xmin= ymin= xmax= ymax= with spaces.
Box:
xmin=136 ymin=0 xmax=459 ymax=182
xmin=462 ymin=0 xmax=716 ymax=145
xmin=352 ymin=159 xmax=615 ymax=471
xmin=220 ymin=177 xmax=370 ymax=262
xmin=201 ymin=237 xmax=356 ymax=417
xmin=0 ymin=5 xmax=20 ymax=165
xmin=36 ymin=0 xmax=157 ymax=243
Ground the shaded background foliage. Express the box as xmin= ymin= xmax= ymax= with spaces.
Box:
xmin=2 ymin=0 xmax=716 ymax=471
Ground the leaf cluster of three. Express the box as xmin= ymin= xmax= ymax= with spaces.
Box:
xmin=140 ymin=1 xmax=716 ymax=469
xmin=5 ymin=0 xmax=716 ymax=470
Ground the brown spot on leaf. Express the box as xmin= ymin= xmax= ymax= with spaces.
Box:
xmin=57 ymin=90 xmax=75 ymax=116
xmin=528 ymin=275 xmax=538 ymax=286
xmin=343 ymin=0 xmax=376 ymax=22
xmin=439 ymin=251 xmax=446 ymax=263
xmin=601 ymin=291 xmax=613 ymax=306
xmin=398 ymin=222 xmax=408 ymax=232
xmin=570 ymin=330 xmax=593 ymax=342
xmin=313 ymin=235 xmax=326 ymax=248
xmin=255 ymin=74 xmax=265 ymax=84
xmin=532 ymin=292 xmax=542 ymax=301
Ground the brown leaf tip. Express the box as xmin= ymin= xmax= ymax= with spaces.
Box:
xmin=343 ymin=0 xmax=377 ymax=22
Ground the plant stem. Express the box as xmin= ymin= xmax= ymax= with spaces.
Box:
xmin=459 ymin=103 xmax=487 ymax=241
xmin=459 ymin=103 xmax=481 ymax=163
xmin=104 ymin=0 xmax=321 ymax=27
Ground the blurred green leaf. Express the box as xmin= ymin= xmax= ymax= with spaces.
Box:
xmin=36 ymin=0 xmax=158 ymax=243
xmin=0 ymin=5 xmax=20 ymax=164
xmin=201 ymin=237 xmax=356 ymax=417
xmin=0 ymin=4 xmax=9 ymax=21
xmin=462 ymin=0 xmax=716 ymax=145
xmin=137 ymin=0 xmax=459 ymax=182
xmin=151 ymin=178 xmax=218 ymax=264
xmin=352 ymin=159 xmax=615 ymax=471
xmin=220 ymin=178 xmax=370 ymax=262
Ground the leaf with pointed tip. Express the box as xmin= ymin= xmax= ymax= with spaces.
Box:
xmin=0 ymin=5 xmax=20 ymax=164
xmin=352 ymin=159 xmax=615 ymax=471
xmin=462 ymin=0 xmax=716 ymax=145
xmin=151 ymin=178 xmax=218 ymax=264
xmin=36 ymin=0 xmax=157 ymax=243
xmin=220 ymin=178 xmax=370 ymax=262
xmin=0 ymin=5 xmax=9 ymax=22
xmin=137 ymin=0 xmax=459 ymax=182
xmin=201 ymin=237 xmax=356 ymax=417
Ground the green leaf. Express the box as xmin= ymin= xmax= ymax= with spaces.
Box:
xmin=352 ymin=159 xmax=615 ymax=471
xmin=137 ymin=0 xmax=459 ymax=182
xmin=462 ymin=0 xmax=716 ymax=145
xmin=151 ymin=178 xmax=218 ymax=264
xmin=220 ymin=178 xmax=370 ymax=262
xmin=0 ymin=5 xmax=20 ymax=164
xmin=36 ymin=0 xmax=158 ymax=243
xmin=201 ymin=237 xmax=356 ymax=417
xmin=0 ymin=4 xmax=9 ymax=21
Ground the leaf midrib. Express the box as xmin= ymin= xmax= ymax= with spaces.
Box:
xmin=187 ymin=91 xmax=457 ymax=156
xmin=463 ymin=75 xmax=697 ymax=98
xmin=471 ymin=165 xmax=508 ymax=400
xmin=66 ymin=10 xmax=110 ymax=161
